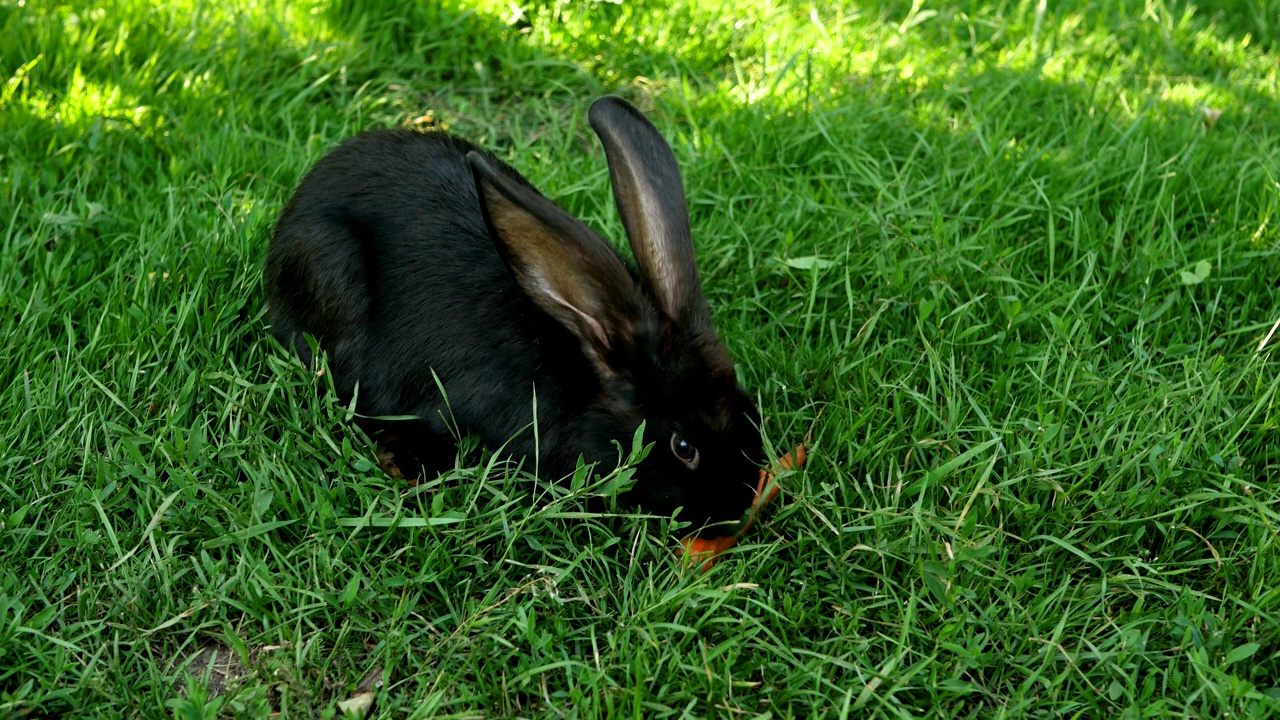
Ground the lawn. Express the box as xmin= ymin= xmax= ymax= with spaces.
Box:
xmin=3 ymin=0 xmax=1280 ymax=716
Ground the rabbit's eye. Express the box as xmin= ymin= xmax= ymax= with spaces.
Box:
xmin=670 ymin=432 xmax=700 ymax=470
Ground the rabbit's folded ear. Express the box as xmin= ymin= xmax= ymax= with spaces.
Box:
xmin=467 ymin=151 xmax=649 ymax=376
xmin=588 ymin=96 xmax=713 ymax=332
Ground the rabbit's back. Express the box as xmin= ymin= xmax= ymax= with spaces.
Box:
xmin=266 ymin=130 xmax=603 ymax=467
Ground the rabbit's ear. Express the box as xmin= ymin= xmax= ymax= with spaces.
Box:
xmin=468 ymin=151 xmax=648 ymax=376
xmin=588 ymin=96 xmax=712 ymax=331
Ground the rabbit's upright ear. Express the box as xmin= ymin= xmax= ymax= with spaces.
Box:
xmin=588 ymin=96 xmax=712 ymax=332
xmin=467 ymin=151 xmax=649 ymax=376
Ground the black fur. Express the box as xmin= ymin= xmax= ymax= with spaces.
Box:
xmin=265 ymin=97 xmax=763 ymax=537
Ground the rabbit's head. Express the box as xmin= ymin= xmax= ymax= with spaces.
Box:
xmin=466 ymin=96 xmax=764 ymax=537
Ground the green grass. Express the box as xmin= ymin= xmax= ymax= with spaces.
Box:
xmin=3 ymin=0 xmax=1280 ymax=716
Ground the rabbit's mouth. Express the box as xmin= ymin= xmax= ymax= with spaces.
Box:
xmin=676 ymin=490 xmax=757 ymax=539
xmin=621 ymin=483 xmax=751 ymax=539
xmin=679 ymin=445 xmax=805 ymax=569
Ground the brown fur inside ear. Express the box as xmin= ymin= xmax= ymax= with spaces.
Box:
xmin=470 ymin=152 xmax=651 ymax=379
xmin=481 ymin=190 xmax=615 ymax=352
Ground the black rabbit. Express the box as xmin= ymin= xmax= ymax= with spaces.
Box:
xmin=265 ymin=96 xmax=763 ymax=538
